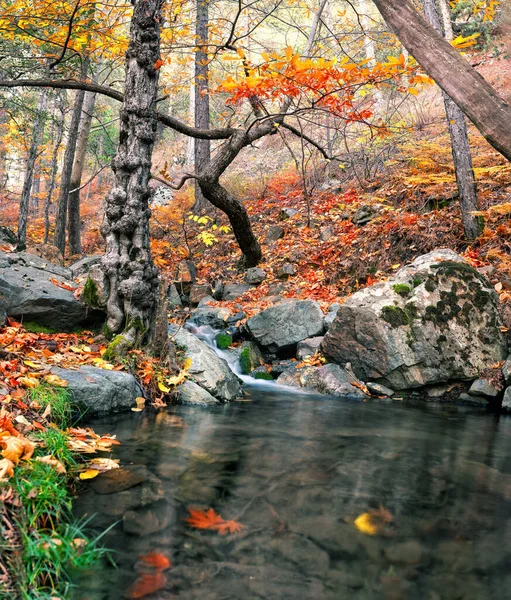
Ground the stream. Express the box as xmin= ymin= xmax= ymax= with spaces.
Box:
xmin=72 ymin=328 xmax=511 ymax=599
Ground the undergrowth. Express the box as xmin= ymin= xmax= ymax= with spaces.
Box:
xmin=1 ymin=385 xmax=110 ymax=599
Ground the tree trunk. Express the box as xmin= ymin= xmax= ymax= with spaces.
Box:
xmin=372 ymin=0 xmax=511 ymax=162
xmin=53 ymin=86 xmax=86 ymax=254
xmin=100 ymin=0 xmax=163 ymax=345
xmin=68 ymin=90 xmax=97 ymax=255
xmin=437 ymin=0 xmax=453 ymax=42
xmin=193 ymin=0 xmax=211 ymax=212
xmin=17 ymin=90 xmax=48 ymax=249
xmin=186 ymin=61 xmax=195 ymax=168
xmin=423 ymin=0 xmax=482 ymax=240
xmin=44 ymin=91 xmax=66 ymax=243
xmin=358 ymin=0 xmax=384 ymax=108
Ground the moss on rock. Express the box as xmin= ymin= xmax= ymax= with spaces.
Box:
xmin=103 ymin=335 xmax=130 ymax=361
xmin=215 ymin=333 xmax=232 ymax=350
xmin=83 ymin=277 xmax=101 ymax=309
xmin=381 ymin=305 xmax=410 ymax=328
xmin=392 ymin=283 xmax=412 ymax=297
xmin=253 ymin=371 xmax=273 ymax=380
xmin=240 ymin=347 xmax=251 ymax=374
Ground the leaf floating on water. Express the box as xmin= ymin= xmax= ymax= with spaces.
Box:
xmin=354 ymin=512 xmax=378 ymax=535
xmin=185 ymin=507 xmax=244 ymax=536
xmin=138 ymin=551 xmax=171 ymax=571
xmin=127 ymin=572 xmax=167 ymax=599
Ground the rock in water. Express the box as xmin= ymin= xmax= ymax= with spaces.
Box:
xmin=175 ymin=380 xmax=220 ymax=405
xmin=245 ymin=300 xmax=324 ymax=354
xmin=0 ymin=251 xmax=103 ymax=330
xmin=321 ymin=250 xmax=507 ymax=390
xmin=168 ymin=325 xmax=241 ymax=401
xmin=50 ymin=366 xmax=142 ymax=415
xmin=278 ymin=364 xmax=367 ymax=399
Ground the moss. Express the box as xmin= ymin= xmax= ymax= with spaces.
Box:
xmin=474 ymin=288 xmax=491 ymax=309
xmin=425 ymin=277 xmax=437 ymax=292
xmin=125 ymin=316 xmax=147 ymax=336
xmin=103 ymin=334 xmax=130 ymax=360
xmin=431 ymin=260 xmax=485 ymax=283
xmin=23 ymin=321 xmax=59 ymax=334
xmin=83 ymin=277 xmax=101 ymax=309
xmin=381 ymin=305 xmax=410 ymax=328
xmin=215 ymin=333 xmax=232 ymax=350
xmin=392 ymin=283 xmax=412 ymax=297
xmin=253 ymin=371 xmax=274 ymax=380
xmin=412 ymin=277 xmax=423 ymax=288
xmin=240 ymin=347 xmax=251 ymax=374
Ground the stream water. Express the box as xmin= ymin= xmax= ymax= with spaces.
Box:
xmin=72 ymin=331 xmax=511 ymax=600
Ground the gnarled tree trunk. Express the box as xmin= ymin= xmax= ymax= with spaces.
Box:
xmin=100 ymin=0 xmax=163 ymax=345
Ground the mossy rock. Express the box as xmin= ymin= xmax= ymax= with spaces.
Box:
xmin=83 ymin=277 xmax=101 ymax=309
xmin=253 ymin=372 xmax=274 ymax=381
xmin=215 ymin=333 xmax=232 ymax=350
xmin=381 ymin=305 xmax=410 ymax=328
xmin=23 ymin=321 xmax=59 ymax=334
xmin=392 ymin=283 xmax=411 ymax=297
xmin=103 ymin=335 xmax=131 ymax=361
xmin=240 ymin=347 xmax=251 ymax=375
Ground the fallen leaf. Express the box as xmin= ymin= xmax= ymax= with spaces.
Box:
xmin=79 ymin=469 xmax=99 ymax=480
xmin=18 ymin=376 xmax=40 ymax=389
xmin=0 ymin=458 xmax=14 ymax=480
xmin=127 ymin=572 xmax=167 ymax=599
xmin=185 ymin=507 xmax=244 ymax=536
xmin=183 ymin=357 xmax=192 ymax=370
xmin=44 ymin=374 xmax=68 ymax=387
xmin=89 ymin=457 xmax=120 ymax=472
xmin=49 ymin=278 xmax=75 ymax=291
xmin=354 ymin=512 xmax=378 ymax=535
xmin=138 ymin=552 xmax=171 ymax=571
xmin=0 ymin=436 xmax=34 ymax=463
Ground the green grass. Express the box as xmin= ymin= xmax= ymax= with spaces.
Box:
xmin=22 ymin=322 xmax=59 ymax=334
xmin=28 ymin=384 xmax=73 ymax=427
xmin=4 ymin=383 xmax=111 ymax=598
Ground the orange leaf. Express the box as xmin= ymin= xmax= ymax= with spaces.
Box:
xmin=138 ymin=552 xmax=171 ymax=571
xmin=49 ymin=278 xmax=75 ymax=291
xmin=185 ymin=507 xmax=244 ymax=535
xmin=127 ymin=572 xmax=167 ymax=599
xmin=154 ymin=58 xmax=163 ymax=70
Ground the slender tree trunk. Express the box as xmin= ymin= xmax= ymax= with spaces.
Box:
xmin=44 ymin=91 xmax=66 ymax=243
xmin=193 ymin=0 xmax=211 ymax=212
xmin=371 ymin=0 xmax=511 ymax=161
xmin=97 ymin=135 xmax=105 ymax=188
xmin=68 ymin=90 xmax=97 ymax=255
xmin=31 ymin=169 xmax=40 ymax=213
xmin=17 ymin=91 xmax=48 ymax=249
xmin=100 ymin=0 xmax=163 ymax=344
xmin=358 ymin=0 xmax=384 ymax=108
xmin=54 ymin=86 xmax=86 ymax=254
xmin=423 ymin=0 xmax=482 ymax=240
xmin=186 ymin=60 xmax=195 ymax=168
xmin=438 ymin=0 xmax=453 ymax=42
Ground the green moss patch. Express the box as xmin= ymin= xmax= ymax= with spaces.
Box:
xmin=215 ymin=333 xmax=232 ymax=350
xmin=253 ymin=371 xmax=274 ymax=380
xmin=240 ymin=347 xmax=251 ymax=375
xmin=381 ymin=305 xmax=410 ymax=328
xmin=392 ymin=283 xmax=411 ymax=297
xmin=22 ymin=321 xmax=59 ymax=334
xmin=82 ymin=276 xmax=101 ymax=309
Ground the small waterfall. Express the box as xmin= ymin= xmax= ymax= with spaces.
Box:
xmin=185 ymin=322 xmax=294 ymax=391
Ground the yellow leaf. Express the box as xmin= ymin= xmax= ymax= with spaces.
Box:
xmin=131 ymin=407 xmax=144 ymax=412
xmin=354 ymin=513 xmax=378 ymax=535
xmin=158 ymin=381 xmax=171 ymax=393
xmin=44 ymin=374 xmax=68 ymax=387
xmin=407 ymin=87 xmax=419 ymax=96
xmin=79 ymin=469 xmax=99 ymax=480
xmin=183 ymin=357 xmax=192 ymax=371
xmin=285 ymin=46 xmax=293 ymax=61
xmin=19 ymin=376 xmax=40 ymax=389
xmin=24 ymin=360 xmax=41 ymax=369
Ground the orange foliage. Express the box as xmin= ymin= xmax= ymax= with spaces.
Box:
xmin=185 ymin=508 xmax=244 ymax=535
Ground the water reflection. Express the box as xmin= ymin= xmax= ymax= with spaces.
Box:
xmin=73 ymin=389 xmax=511 ymax=600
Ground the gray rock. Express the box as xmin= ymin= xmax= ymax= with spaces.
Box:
xmin=0 ymin=226 xmax=16 ymax=245
xmin=168 ymin=283 xmax=183 ymax=307
xmin=69 ymin=255 xmax=102 ymax=278
xmin=352 ymin=205 xmax=375 ymax=225
xmin=197 ymin=295 xmax=216 ymax=307
xmin=324 ymin=304 xmax=340 ymax=331
xmin=246 ymin=300 xmax=324 ymax=353
xmin=0 ymin=304 xmax=6 ymax=327
xmin=458 ymin=392 xmax=487 ymax=405
xmin=477 ymin=265 xmax=497 ymax=280
xmin=0 ymin=251 xmax=102 ymax=330
xmin=320 ymin=226 xmax=334 ymax=242
xmin=189 ymin=284 xmax=212 ymax=305
xmin=322 ymin=249 xmax=507 ymax=390
xmin=245 ymin=267 xmax=266 ymax=285
xmin=278 ymin=364 xmax=368 ymax=400
xmin=212 ymin=280 xmax=224 ymax=300
xmin=175 ymin=380 xmax=220 ymax=406
xmin=276 ymin=263 xmax=297 ymax=279
xmin=269 ymin=360 xmax=297 ymax=377
xmin=426 ymin=384 xmax=451 ymax=398
xmin=502 ymin=387 xmax=511 ymax=411
xmin=502 ymin=356 xmax=511 ymax=386
xmin=50 ymin=366 xmax=142 ymax=415
xmin=296 ymin=336 xmax=324 ymax=360
xmin=222 ymin=283 xmax=254 ymax=301
xmin=266 ymin=225 xmax=285 ymax=242
xmin=468 ymin=378 xmax=500 ymax=398
xmin=90 ymin=465 xmax=152 ymax=494
xmin=226 ymin=311 xmax=245 ymax=326
xmin=168 ymin=325 xmax=241 ymax=401
xmin=366 ymin=382 xmax=395 ymax=397
xmin=84 ymin=264 xmax=109 ymax=310
xmin=239 ymin=341 xmax=265 ymax=374
xmin=190 ymin=306 xmax=231 ymax=328
xmin=123 ymin=500 xmax=175 ymax=536
xmin=279 ymin=207 xmax=298 ymax=220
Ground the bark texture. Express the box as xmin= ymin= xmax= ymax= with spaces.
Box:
xmin=100 ymin=0 xmax=163 ymax=344
xmin=193 ymin=0 xmax=211 ymax=211
xmin=68 ymin=90 xmax=97 ymax=255
xmin=372 ymin=0 xmax=511 ymax=162
xmin=54 ymin=86 xmax=86 ymax=254
xmin=17 ymin=90 xmax=48 ymax=249
xmin=423 ymin=0 xmax=482 ymax=240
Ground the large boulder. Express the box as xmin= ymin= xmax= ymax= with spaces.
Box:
xmin=69 ymin=255 xmax=102 ymax=278
xmin=51 ymin=366 xmax=142 ymax=415
xmin=0 ymin=251 xmax=103 ymax=330
xmin=245 ymin=300 xmax=324 ymax=354
xmin=175 ymin=380 xmax=220 ymax=406
xmin=322 ymin=250 xmax=507 ymax=390
xmin=169 ymin=325 xmax=241 ymax=401
xmin=0 ymin=226 xmax=17 ymax=246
